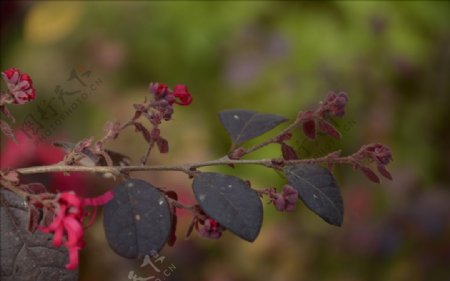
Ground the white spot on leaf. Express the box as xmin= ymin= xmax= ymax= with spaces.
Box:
xmin=199 ymin=194 xmax=206 ymax=201
xmin=233 ymin=115 xmax=240 ymax=120
xmin=135 ymin=214 xmax=140 ymax=221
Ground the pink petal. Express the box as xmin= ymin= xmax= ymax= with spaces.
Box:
xmin=63 ymin=216 xmax=84 ymax=246
xmin=82 ymin=190 xmax=114 ymax=206
xmin=59 ymin=192 xmax=82 ymax=208
xmin=65 ymin=245 xmax=80 ymax=270
xmin=83 ymin=207 xmax=97 ymax=228
xmin=52 ymin=226 xmax=64 ymax=247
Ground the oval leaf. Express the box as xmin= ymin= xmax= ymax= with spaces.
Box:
xmin=219 ymin=109 xmax=287 ymax=146
xmin=0 ymin=189 xmax=78 ymax=281
xmin=284 ymin=164 xmax=344 ymax=226
xmin=103 ymin=179 xmax=171 ymax=259
xmin=302 ymin=119 xmax=317 ymax=139
xmin=281 ymin=142 xmax=299 ymax=160
xmin=360 ymin=166 xmax=380 ymax=183
xmin=318 ymin=119 xmax=341 ymax=139
xmin=377 ymin=165 xmax=393 ymax=180
xmin=192 ymin=172 xmax=263 ymax=242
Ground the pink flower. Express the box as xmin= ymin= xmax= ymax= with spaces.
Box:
xmin=172 ymin=84 xmax=193 ymax=106
xmin=199 ymin=218 xmax=224 ymax=239
xmin=148 ymin=82 xmax=192 ymax=106
xmin=38 ymin=191 xmax=114 ymax=270
xmin=150 ymin=83 xmax=169 ymax=99
xmin=1 ymin=68 xmax=36 ymax=104
xmin=269 ymin=185 xmax=298 ymax=212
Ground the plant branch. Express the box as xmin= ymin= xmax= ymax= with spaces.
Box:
xmin=11 ymin=151 xmax=355 ymax=177
xmin=1 ymin=181 xmax=29 ymax=199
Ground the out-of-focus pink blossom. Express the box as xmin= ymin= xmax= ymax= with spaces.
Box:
xmin=0 ymin=131 xmax=88 ymax=195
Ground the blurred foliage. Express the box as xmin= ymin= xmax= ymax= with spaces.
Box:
xmin=1 ymin=1 xmax=449 ymax=281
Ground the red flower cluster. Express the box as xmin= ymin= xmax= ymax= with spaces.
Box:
xmin=149 ymin=82 xmax=193 ymax=106
xmin=1 ymin=68 xmax=36 ymax=104
xmin=269 ymin=185 xmax=298 ymax=212
xmin=172 ymin=84 xmax=193 ymax=106
xmin=38 ymin=191 xmax=114 ymax=270
xmin=153 ymin=83 xmax=169 ymax=98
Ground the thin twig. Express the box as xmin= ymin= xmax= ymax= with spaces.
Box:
xmin=141 ymin=140 xmax=155 ymax=165
xmin=242 ymin=119 xmax=301 ymax=156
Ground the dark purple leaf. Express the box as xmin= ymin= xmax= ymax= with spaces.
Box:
xmin=377 ymin=165 xmax=393 ymax=180
xmin=103 ymin=179 xmax=172 ymax=259
xmin=219 ymin=109 xmax=287 ymax=146
xmin=42 ymin=207 xmax=55 ymax=227
xmin=0 ymin=189 xmax=78 ymax=281
xmin=302 ymin=120 xmax=316 ymax=139
xmin=318 ymin=119 xmax=342 ymax=139
xmin=24 ymin=183 xmax=47 ymax=194
xmin=192 ymin=172 xmax=263 ymax=242
xmin=134 ymin=122 xmax=152 ymax=143
xmin=27 ymin=205 xmax=40 ymax=233
xmin=284 ymin=164 xmax=343 ymax=226
xmin=157 ymin=137 xmax=169 ymax=154
xmin=281 ymin=143 xmax=299 ymax=160
xmin=360 ymin=166 xmax=380 ymax=183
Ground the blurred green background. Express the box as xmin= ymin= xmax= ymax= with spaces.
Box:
xmin=1 ymin=1 xmax=449 ymax=281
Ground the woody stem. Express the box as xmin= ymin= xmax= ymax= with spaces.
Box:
xmin=10 ymin=151 xmax=355 ymax=176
